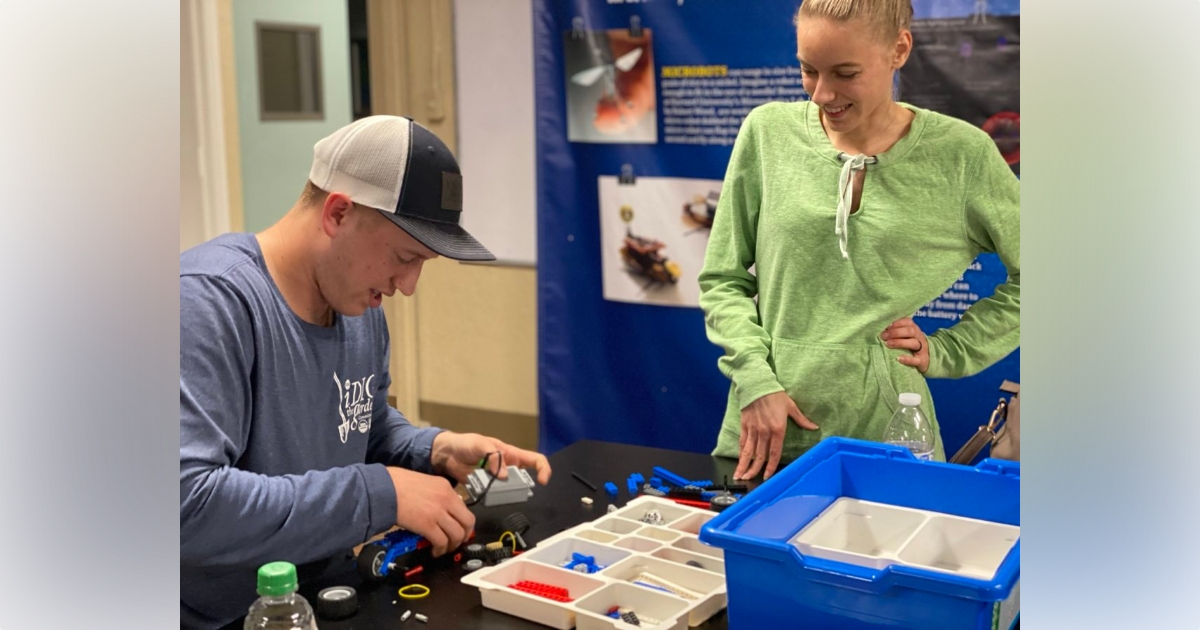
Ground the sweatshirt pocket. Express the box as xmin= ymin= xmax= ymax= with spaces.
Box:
xmin=872 ymin=341 xmax=932 ymax=414
xmin=768 ymin=337 xmax=910 ymax=447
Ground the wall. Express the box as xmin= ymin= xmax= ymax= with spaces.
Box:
xmin=180 ymin=0 xmax=205 ymax=252
xmin=366 ymin=0 xmax=540 ymax=450
xmin=206 ymin=0 xmax=541 ymax=450
xmin=232 ymin=0 xmax=352 ymax=232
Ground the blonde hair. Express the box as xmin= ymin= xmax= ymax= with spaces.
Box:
xmin=299 ymin=180 xmax=329 ymax=207
xmin=795 ymin=0 xmax=913 ymax=43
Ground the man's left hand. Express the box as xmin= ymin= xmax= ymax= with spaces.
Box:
xmin=431 ymin=432 xmax=552 ymax=486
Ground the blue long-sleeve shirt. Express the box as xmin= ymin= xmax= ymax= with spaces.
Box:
xmin=180 ymin=233 xmax=443 ymax=629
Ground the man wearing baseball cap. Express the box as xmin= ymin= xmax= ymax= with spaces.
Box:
xmin=179 ymin=117 xmax=550 ymax=629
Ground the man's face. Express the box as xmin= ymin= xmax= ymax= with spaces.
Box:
xmin=319 ymin=202 xmax=439 ymax=317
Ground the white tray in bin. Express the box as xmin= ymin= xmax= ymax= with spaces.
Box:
xmin=462 ymin=496 xmax=729 ymax=629
xmin=790 ymin=497 xmax=1020 ymax=580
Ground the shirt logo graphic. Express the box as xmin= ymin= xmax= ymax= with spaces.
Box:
xmin=333 ymin=372 xmax=375 ymax=443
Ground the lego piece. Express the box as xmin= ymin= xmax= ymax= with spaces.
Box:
xmin=563 ymin=552 xmax=602 ymax=573
xmin=463 ymin=559 xmax=484 ymax=572
xmin=604 ymin=482 xmax=619 ymax=497
xmin=631 ymin=572 xmax=703 ymax=600
xmin=666 ymin=497 xmax=710 ymax=509
xmin=667 ymin=487 xmax=706 ymax=500
xmin=641 ymin=484 xmax=667 ymax=497
xmin=607 ymin=504 xmax=618 ymax=513
xmin=637 ymin=509 xmax=664 ymax=525
xmin=400 ymin=610 xmax=412 ymax=621
xmin=489 ymin=545 xmax=513 ymax=563
xmin=710 ymin=493 xmax=739 ymax=513
xmin=621 ymin=611 xmax=641 ymax=626
xmin=626 ymin=472 xmax=648 ymax=496
xmin=357 ymin=529 xmax=428 ymax=580
xmin=509 ymin=580 xmax=573 ymax=602
xmin=397 ymin=584 xmax=430 ymax=599
xmin=316 ymin=586 xmax=358 ymax=620
xmin=581 ymin=496 xmax=594 ymax=505
xmin=464 ymin=543 xmax=487 ymax=562
xmin=651 ymin=466 xmax=691 ymax=487
xmin=501 ymin=512 xmax=531 ymax=549
xmin=466 ymin=466 xmax=535 ymax=507
xmin=414 ymin=612 xmax=428 ymax=623
xmin=633 ymin=580 xmax=674 ymax=594
xmin=572 ymin=471 xmax=598 ymax=491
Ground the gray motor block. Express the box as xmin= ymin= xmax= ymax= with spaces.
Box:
xmin=466 ymin=465 xmax=535 ymax=506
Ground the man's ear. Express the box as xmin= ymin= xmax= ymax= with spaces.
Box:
xmin=320 ymin=192 xmax=355 ymax=238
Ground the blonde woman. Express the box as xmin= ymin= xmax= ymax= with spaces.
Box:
xmin=699 ymin=0 xmax=1020 ymax=479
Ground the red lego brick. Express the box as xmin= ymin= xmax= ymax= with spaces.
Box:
xmin=509 ymin=580 xmax=573 ymax=602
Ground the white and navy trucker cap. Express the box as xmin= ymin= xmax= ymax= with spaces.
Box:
xmin=308 ymin=115 xmax=495 ymax=261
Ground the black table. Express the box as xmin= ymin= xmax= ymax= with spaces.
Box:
xmin=230 ymin=440 xmax=756 ymax=630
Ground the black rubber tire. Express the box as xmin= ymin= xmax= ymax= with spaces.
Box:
xmin=501 ymin=511 xmax=531 ymax=534
xmin=709 ymin=494 xmax=738 ymax=513
xmin=464 ymin=542 xmax=487 ymax=562
xmin=488 ymin=545 xmax=513 ymax=563
xmin=316 ymin=586 xmax=358 ymax=620
xmin=356 ymin=544 xmax=389 ymax=581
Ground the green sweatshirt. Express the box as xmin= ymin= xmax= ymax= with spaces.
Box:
xmin=698 ymin=100 xmax=1020 ymax=462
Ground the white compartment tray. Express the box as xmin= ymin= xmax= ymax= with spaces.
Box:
xmin=790 ymin=497 xmax=1020 ymax=580
xmin=462 ymin=496 xmax=728 ymax=629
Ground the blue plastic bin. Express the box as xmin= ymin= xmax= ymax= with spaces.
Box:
xmin=699 ymin=438 xmax=1019 ymax=630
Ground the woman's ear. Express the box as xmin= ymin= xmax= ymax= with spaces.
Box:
xmin=893 ymin=29 xmax=913 ymax=69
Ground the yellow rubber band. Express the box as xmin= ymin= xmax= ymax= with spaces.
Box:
xmin=398 ymin=584 xmax=430 ymax=599
xmin=499 ymin=531 xmax=517 ymax=553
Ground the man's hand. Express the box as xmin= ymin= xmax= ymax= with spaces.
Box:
xmin=385 ymin=466 xmax=475 ymax=557
xmin=735 ymin=391 xmax=818 ymax=481
xmin=431 ymin=431 xmax=552 ymax=486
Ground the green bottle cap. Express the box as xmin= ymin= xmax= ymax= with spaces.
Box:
xmin=256 ymin=561 xmax=299 ymax=597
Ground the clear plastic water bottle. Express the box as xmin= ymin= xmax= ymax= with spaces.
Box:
xmin=882 ymin=393 xmax=934 ymax=461
xmin=243 ymin=561 xmax=318 ymax=630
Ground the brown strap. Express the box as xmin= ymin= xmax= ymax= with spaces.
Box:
xmin=949 ymin=426 xmax=995 ymax=465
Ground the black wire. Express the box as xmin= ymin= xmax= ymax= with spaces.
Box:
xmin=464 ymin=450 xmax=504 ymax=507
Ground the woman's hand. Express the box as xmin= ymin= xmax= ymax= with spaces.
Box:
xmin=881 ymin=317 xmax=929 ymax=373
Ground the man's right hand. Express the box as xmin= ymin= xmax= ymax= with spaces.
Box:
xmin=734 ymin=391 xmax=819 ymax=481
xmin=386 ymin=467 xmax=475 ymax=556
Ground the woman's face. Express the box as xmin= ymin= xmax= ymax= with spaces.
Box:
xmin=796 ymin=16 xmax=907 ymax=135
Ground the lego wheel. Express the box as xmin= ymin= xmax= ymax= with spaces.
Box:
xmin=356 ymin=543 xmax=389 ymax=581
xmin=316 ymin=586 xmax=358 ymax=620
xmin=501 ymin=511 xmax=531 ymax=535
xmin=464 ymin=542 xmax=488 ymax=562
